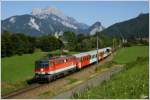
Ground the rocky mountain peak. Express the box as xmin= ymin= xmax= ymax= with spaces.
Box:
xmin=89 ymin=21 xmax=104 ymax=35
xmin=31 ymin=6 xmax=67 ymax=20
xmin=91 ymin=21 xmax=102 ymax=28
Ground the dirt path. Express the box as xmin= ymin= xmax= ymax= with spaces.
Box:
xmin=9 ymin=54 xmax=122 ymax=99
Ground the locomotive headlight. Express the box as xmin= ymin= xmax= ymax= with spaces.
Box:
xmin=40 ymin=68 xmax=44 ymax=72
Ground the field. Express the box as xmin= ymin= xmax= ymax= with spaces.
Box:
xmin=113 ymin=46 xmax=148 ymax=64
xmin=73 ymin=46 xmax=149 ymax=99
xmin=1 ymin=51 xmax=46 ymax=94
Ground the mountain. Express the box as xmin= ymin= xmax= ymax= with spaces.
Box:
xmin=88 ymin=21 xmax=105 ymax=35
xmin=2 ymin=6 xmax=89 ymax=36
xmin=102 ymin=13 xmax=149 ymax=39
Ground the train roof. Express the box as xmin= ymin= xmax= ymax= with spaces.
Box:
xmin=73 ymin=52 xmax=89 ymax=58
xmin=73 ymin=47 xmax=111 ymax=58
xmin=37 ymin=55 xmax=74 ymax=62
xmin=37 ymin=47 xmax=112 ymax=61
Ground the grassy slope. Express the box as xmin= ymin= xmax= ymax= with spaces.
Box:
xmin=113 ymin=46 xmax=148 ymax=64
xmin=1 ymin=51 xmax=46 ymax=94
xmin=73 ymin=46 xmax=149 ymax=99
xmin=2 ymin=52 xmax=46 ymax=83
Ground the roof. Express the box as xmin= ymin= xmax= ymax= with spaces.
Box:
xmin=37 ymin=55 xmax=74 ymax=62
xmin=73 ymin=47 xmax=112 ymax=58
xmin=73 ymin=52 xmax=89 ymax=58
xmin=37 ymin=47 xmax=112 ymax=61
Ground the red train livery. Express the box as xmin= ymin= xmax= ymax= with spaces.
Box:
xmin=34 ymin=47 xmax=112 ymax=82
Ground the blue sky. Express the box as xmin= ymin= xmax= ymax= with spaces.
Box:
xmin=1 ymin=1 xmax=149 ymax=27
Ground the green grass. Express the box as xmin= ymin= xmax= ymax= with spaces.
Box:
xmin=1 ymin=51 xmax=46 ymax=94
xmin=73 ymin=57 xmax=149 ymax=99
xmin=72 ymin=46 xmax=149 ymax=99
xmin=113 ymin=46 xmax=148 ymax=64
xmin=2 ymin=52 xmax=46 ymax=83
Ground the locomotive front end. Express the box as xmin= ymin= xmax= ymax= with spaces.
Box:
xmin=34 ymin=59 xmax=53 ymax=82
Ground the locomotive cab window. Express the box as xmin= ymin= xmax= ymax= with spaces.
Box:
xmin=35 ymin=60 xmax=49 ymax=68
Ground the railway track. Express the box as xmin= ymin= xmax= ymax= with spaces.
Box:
xmin=2 ymin=83 xmax=42 ymax=99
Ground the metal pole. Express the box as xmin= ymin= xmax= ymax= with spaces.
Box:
xmin=97 ymin=32 xmax=99 ymax=64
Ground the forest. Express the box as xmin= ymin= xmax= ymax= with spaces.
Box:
xmin=1 ymin=30 xmax=148 ymax=57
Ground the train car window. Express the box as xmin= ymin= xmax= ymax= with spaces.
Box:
xmin=58 ymin=60 xmax=62 ymax=64
xmin=59 ymin=60 xmax=63 ymax=64
xmin=54 ymin=61 xmax=57 ymax=65
xmin=81 ymin=57 xmax=83 ymax=61
xmin=59 ymin=60 xmax=62 ymax=64
xmin=67 ymin=58 xmax=70 ymax=62
xmin=89 ymin=56 xmax=91 ymax=59
xmin=49 ymin=62 xmax=53 ymax=66
xmin=106 ymin=49 xmax=110 ymax=53
xmin=79 ymin=58 xmax=81 ymax=62
xmin=66 ymin=59 xmax=68 ymax=62
xmin=82 ymin=57 xmax=84 ymax=61
xmin=54 ymin=60 xmax=58 ymax=65
xmin=64 ymin=59 xmax=66 ymax=62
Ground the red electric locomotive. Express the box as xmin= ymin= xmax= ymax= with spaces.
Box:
xmin=35 ymin=56 xmax=77 ymax=82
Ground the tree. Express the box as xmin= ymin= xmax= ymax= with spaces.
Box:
xmin=11 ymin=34 xmax=29 ymax=55
xmin=62 ymin=31 xmax=77 ymax=50
xmin=38 ymin=35 xmax=62 ymax=52
xmin=1 ymin=32 xmax=15 ymax=57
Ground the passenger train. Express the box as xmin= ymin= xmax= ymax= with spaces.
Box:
xmin=34 ymin=47 xmax=112 ymax=82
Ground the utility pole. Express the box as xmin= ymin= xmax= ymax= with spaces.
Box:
xmin=96 ymin=32 xmax=99 ymax=64
xmin=113 ymin=38 xmax=115 ymax=52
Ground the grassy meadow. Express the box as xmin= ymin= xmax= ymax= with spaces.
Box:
xmin=1 ymin=50 xmax=79 ymax=95
xmin=1 ymin=51 xmax=47 ymax=94
xmin=73 ymin=46 xmax=149 ymax=99
xmin=113 ymin=46 xmax=148 ymax=64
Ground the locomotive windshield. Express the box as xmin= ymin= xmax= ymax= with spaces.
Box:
xmin=35 ymin=60 xmax=49 ymax=68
